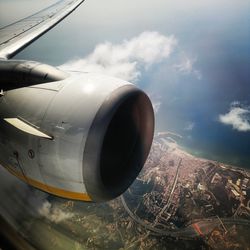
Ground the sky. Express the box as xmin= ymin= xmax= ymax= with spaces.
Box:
xmin=0 ymin=0 xmax=250 ymax=168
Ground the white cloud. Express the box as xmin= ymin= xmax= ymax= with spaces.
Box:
xmin=152 ymin=101 xmax=161 ymax=114
xmin=174 ymin=56 xmax=202 ymax=80
xmin=60 ymin=31 xmax=177 ymax=82
xmin=38 ymin=200 xmax=73 ymax=223
xmin=219 ymin=103 xmax=250 ymax=132
xmin=184 ymin=122 xmax=195 ymax=131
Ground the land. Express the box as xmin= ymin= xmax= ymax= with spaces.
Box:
xmin=5 ymin=132 xmax=250 ymax=250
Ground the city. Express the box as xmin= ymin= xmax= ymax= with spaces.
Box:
xmin=10 ymin=132 xmax=250 ymax=249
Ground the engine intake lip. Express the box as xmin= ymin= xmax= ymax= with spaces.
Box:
xmin=83 ymin=85 xmax=154 ymax=202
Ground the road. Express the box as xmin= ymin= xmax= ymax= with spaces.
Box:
xmin=121 ymin=195 xmax=250 ymax=239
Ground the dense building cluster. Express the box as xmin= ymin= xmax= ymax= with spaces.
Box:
xmin=122 ymin=133 xmax=250 ymax=244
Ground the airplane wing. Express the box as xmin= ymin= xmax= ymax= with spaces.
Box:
xmin=0 ymin=0 xmax=85 ymax=60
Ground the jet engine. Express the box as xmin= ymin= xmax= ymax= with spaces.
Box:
xmin=0 ymin=60 xmax=154 ymax=202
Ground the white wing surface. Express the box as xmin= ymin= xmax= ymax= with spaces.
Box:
xmin=0 ymin=0 xmax=84 ymax=59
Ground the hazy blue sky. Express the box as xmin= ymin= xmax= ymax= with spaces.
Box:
xmin=1 ymin=0 xmax=250 ymax=167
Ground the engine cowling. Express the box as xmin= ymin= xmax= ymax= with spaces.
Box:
xmin=0 ymin=63 xmax=154 ymax=202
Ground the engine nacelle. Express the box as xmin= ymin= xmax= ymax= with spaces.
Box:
xmin=0 ymin=62 xmax=154 ymax=202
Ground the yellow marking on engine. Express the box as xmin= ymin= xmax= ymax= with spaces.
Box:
xmin=2 ymin=164 xmax=92 ymax=201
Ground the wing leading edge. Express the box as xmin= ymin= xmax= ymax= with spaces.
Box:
xmin=0 ymin=0 xmax=85 ymax=60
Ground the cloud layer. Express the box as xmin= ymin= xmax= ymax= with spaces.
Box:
xmin=60 ymin=31 xmax=177 ymax=82
xmin=219 ymin=103 xmax=250 ymax=132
